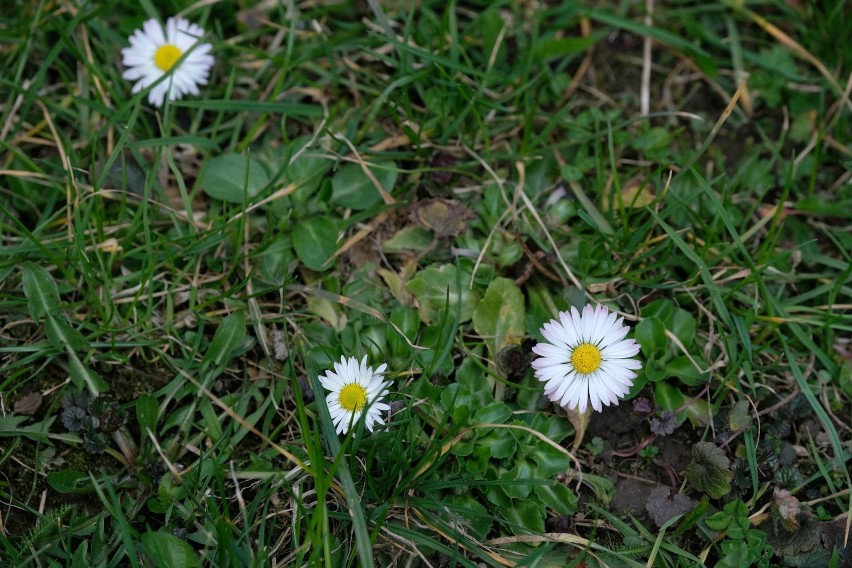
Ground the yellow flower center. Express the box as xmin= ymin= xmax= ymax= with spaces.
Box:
xmin=154 ymin=44 xmax=182 ymax=71
xmin=571 ymin=343 xmax=602 ymax=374
xmin=338 ymin=383 xmax=367 ymax=412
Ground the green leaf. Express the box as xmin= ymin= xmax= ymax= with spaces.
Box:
xmin=529 ymin=441 xmax=572 ymax=478
xmin=137 ymin=394 xmax=159 ymax=434
xmin=685 ymin=442 xmax=733 ymax=499
xmin=282 ymin=138 xmax=332 ymax=200
xmin=654 ymin=381 xmax=685 ymax=415
xmin=534 ymin=482 xmax=578 ymax=515
xmin=67 ymin=349 xmax=108 ymax=395
xmin=255 ymin=233 xmax=295 ymax=285
xmin=644 ymin=355 xmax=669 ymax=382
xmin=406 ymin=264 xmax=481 ymax=324
xmin=22 ymin=262 xmax=61 ymax=319
xmin=472 ymin=278 xmax=525 ymax=364
xmin=47 ymin=470 xmax=94 ymax=494
xmin=387 ymin=306 xmax=420 ymax=357
xmin=201 ymin=153 xmax=269 ymax=203
xmin=440 ymin=383 xmax=474 ymax=425
xmin=669 ymin=309 xmax=696 ymax=350
xmin=292 ymin=216 xmax=339 ymax=271
xmin=706 ymin=500 xmax=749 ymax=538
xmin=71 ymin=541 xmax=89 ymax=568
xmin=476 ymin=429 xmax=516 ymax=460
xmin=444 ymin=494 xmax=492 ymax=540
xmin=505 ymin=498 xmax=545 ymax=535
xmin=331 ymin=160 xmax=397 ymax=210
xmin=456 ymin=357 xmax=495 ymax=407
xmin=472 ymin=401 xmax=512 ymax=427
xmin=44 ymin=316 xmax=88 ymax=352
xmin=635 ymin=317 xmax=667 ymax=355
xmin=503 ymin=459 xmax=536 ymax=499
xmin=141 ymin=531 xmax=201 ymax=568
xmin=537 ymin=36 xmax=597 ymax=60
xmin=665 ymin=356 xmax=705 ymax=386
xmin=202 ymin=311 xmax=247 ymax=369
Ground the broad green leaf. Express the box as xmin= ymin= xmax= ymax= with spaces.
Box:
xmin=201 ymin=153 xmax=269 ymax=203
xmin=503 ymin=459 xmax=536 ymax=499
xmin=292 ymin=216 xmax=339 ymax=271
xmin=505 ymin=498 xmax=545 ymax=536
xmin=199 ymin=398 xmax=222 ymax=441
xmin=464 ymin=445 xmax=490 ymax=477
xmin=644 ymin=355 xmax=668 ymax=382
xmin=473 ymin=278 xmax=525 ymax=363
xmin=71 ymin=541 xmax=89 ymax=568
xmin=525 ymin=283 xmax=567 ymax=340
xmin=331 ymin=160 xmax=397 ymax=210
xmin=534 ymin=482 xmax=578 ymax=515
xmin=45 ymin=316 xmax=88 ymax=352
xmin=440 ymin=383 xmax=474 ymax=425
xmin=666 ymin=356 xmax=705 ymax=386
xmin=47 ymin=470 xmax=95 ymax=494
xmin=406 ymin=264 xmax=481 ymax=324
xmin=141 ymin=531 xmax=201 ymax=568
xmin=22 ymin=262 xmax=61 ymax=319
xmin=669 ymin=309 xmax=696 ymax=349
xmin=0 ymin=415 xmax=76 ymax=444
xmin=255 ymin=233 xmax=295 ymax=285
xmin=476 ymin=429 xmax=516 ymax=459
xmin=642 ymin=299 xmax=675 ymax=321
xmin=387 ymin=306 xmax=419 ymax=357
xmin=67 ymin=349 xmax=108 ymax=395
xmin=136 ymin=394 xmax=159 ymax=434
xmin=282 ymin=137 xmax=333 ymax=200
xmin=444 ymin=494 xmax=492 ymax=540
xmin=537 ymin=36 xmax=597 ymax=60
xmin=202 ymin=311 xmax=247 ymax=369
xmin=685 ymin=442 xmax=733 ymax=499
xmin=654 ymin=381 xmax=685 ymax=414
xmin=529 ymin=441 xmax=573 ymax=478
xmin=635 ymin=317 xmax=666 ymax=355
xmin=472 ymin=401 xmax=512 ymax=427
xmin=0 ymin=414 xmax=29 ymax=434
xmin=456 ymin=357 xmax=495 ymax=407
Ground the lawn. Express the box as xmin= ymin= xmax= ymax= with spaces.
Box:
xmin=1 ymin=0 xmax=850 ymax=566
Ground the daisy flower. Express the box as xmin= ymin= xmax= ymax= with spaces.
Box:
xmin=532 ymin=304 xmax=641 ymax=413
xmin=121 ymin=17 xmax=214 ymax=108
xmin=319 ymin=355 xmax=391 ymax=435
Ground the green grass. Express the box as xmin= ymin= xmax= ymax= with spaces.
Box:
xmin=1 ymin=0 xmax=850 ymax=566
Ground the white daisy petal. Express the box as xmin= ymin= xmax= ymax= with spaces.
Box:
xmin=121 ymin=16 xmax=214 ymax=108
xmin=532 ymin=303 xmax=642 ymax=414
xmin=317 ymin=355 xmax=392 ymax=435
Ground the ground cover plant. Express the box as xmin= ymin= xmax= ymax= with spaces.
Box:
xmin=1 ymin=0 xmax=850 ymax=566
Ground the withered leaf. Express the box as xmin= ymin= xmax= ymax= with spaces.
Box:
xmin=645 ymin=486 xmax=696 ymax=527
xmin=728 ymin=399 xmax=753 ymax=431
xmin=410 ymin=198 xmax=475 ymax=238
xmin=766 ymin=504 xmax=820 ymax=557
xmin=14 ymin=392 xmax=43 ymax=415
xmin=821 ymin=519 xmax=852 ymax=568
xmin=650 ymin=410 xmax=677 ymax=436
xmin=773 ymin=488 xmax=801 ymax=532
